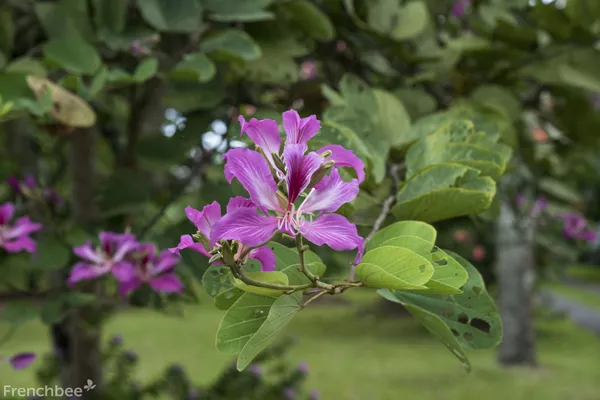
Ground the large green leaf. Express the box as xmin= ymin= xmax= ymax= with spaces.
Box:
xmin=136 ymin=0 xmax=203 ymax=32
xmin=169 ymin=53 xmax=216 ymax=82
xmin=233 ymin=271 xmax=289 ymax=297
xmin=35 ymin=0 xmax=94 ymax=40
xmin=368 ymin=220 xmax=437 ymax=251
xmin=200 ymin=29 xmax=262 ymax=61
xmin=355 ymin=246 xmax=434 ymax=290
xmin=236 ymin=292 xmax=302 ymax=370
xmin=204 ymin=0 xmax=274 ymax=22
xmin=392 ymin=1 xmax=430 ymax=41
xmin=202 ymin=265 xmax=235 ymax=297
xmin=43 ymin=35 xmax=101 ymax=74
xmin=373 ymin=89 xmax=412 ymax=148
xmin=379 ymin=252 xmax=502 ymax=353
xmin=92 ymin=0 xmax=127 ymax=34
xmin=392 ymin=164 xmax=496 ymax=223
xmin=281 ymin=1 xmax=335 ymax=41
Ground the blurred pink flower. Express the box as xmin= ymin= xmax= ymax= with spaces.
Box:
xmin=472 ymin=245 xmax=486 ymax=262
xmin=0 ymin=202 xmax=42 ymax=254
xmin=300 ymin=61 xmax=317 ymax=80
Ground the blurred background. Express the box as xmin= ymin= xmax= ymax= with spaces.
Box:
xmin=1 ymin=0 xmax=600 ymax=399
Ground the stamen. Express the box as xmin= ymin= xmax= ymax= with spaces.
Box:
xmin=296 ymin=188 xmax=315 ymax=216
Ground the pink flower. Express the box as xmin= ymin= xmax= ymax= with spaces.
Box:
xmin=169 ymin=201 xmax=276 ymax=272
xmin=335 ymin=40 xmax=347 ymax=53
xmin=5 ymin=352 xmax=36 ymax=370
xmin=472 ymin=245 xmax=486 ymax=262
xmin=0 ymin=202 xmax=42 ymax=254
xmin=452 ymin=230 xmax=469 ymax=243
xmin=7 ymin=176 xmax=63 ymax=205
xmin=452 ymin=0 xmax=471 ymax=18
xmin=211 ymin=110 xmax=365 ymax=263
xmin=300 ymin=61 xmax=317 ymax=80
xmin=117 ymin=244 xmax=184 ymax=295
xmin=561 ymin=213 xmax=596 ymax=242
xmin=68 ymin=232 xmax=138 ymax=285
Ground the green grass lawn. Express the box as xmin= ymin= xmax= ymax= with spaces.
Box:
xmin=541 ymin=281 xmax=600 ymax=312
xmin=2 ymin=289 xmax=600 ymax=400
xmin=565 ymin=264 xmax=600 ymax=284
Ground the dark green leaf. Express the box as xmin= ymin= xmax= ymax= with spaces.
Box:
xmin=31 ymin=236 xmax=70 ymax=271
xmin=43 ymin=35 xmax=101 ymax=75
xmin=200 ymin=29 xmax=262 ymax=61
xmin=281 ymin=1 xmax=335 ymax=41
xmin=136 ymin=0 xmax=203 ymax=33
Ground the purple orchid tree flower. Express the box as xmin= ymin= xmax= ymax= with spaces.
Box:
xmin=68 ymin=232 xmax=138 ymax=286
xmin=7 ymin=175 xmax=63 ymax=205
xmin=530 ymin=196 xmax=548 ymax=218
xmin=452 ymin=0 xmax=472 ymax=18
xmin=0 ymin=202 xmax=42 ymax=253
xmin=117 ymin=244 xmax=184 ymax=295
xmin=211 ymin=110 xmax=365 ymax=262
xmin=561 ymin=213 xmax=597 ymax=242
xmin=169 ymin=199 xmax=276 ymax=272
xmin=5 ymin=352 xmax=36 ymax=370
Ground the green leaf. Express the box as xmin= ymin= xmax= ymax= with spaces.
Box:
xmin=558 ymin=64 xmax=600 ymax=93
xmin=202 ymin=265 xmax=235 ymax=297
xmin=92 ymin=0 xmax=127 ymax=34
xmin=134 ymin=58 xmax=159 ymax=82
xmin=43 ymin=35 xmax=101 ymax=75
xmin=62 ymin=292 xmax=97 ymax=307
xmin=136 ymin=0 xmax=203 ymax=33
xmin=35 ymin=0 xmax=94 ymax=40
xmin=394 ymin=88 xmax=436 ymax=120
xmin=321 ymin=84 xmax=345 ymax=106
xmin=233 ymin=271 xmax=289 ymax=297
xmin=378 ymin=291 xmax=472 ymax=371
xmin=236 ymin=292 xmax=302 ymax=370
xmin=421 ymin=248 xmax=468 ymax=294
xmin=31 ymin=236 xmax=70 ymax=271
xmin=89 ymin=66 xmax=109 ymax=97
xmin=368 ymin=220 xmax=437 ymax=251
xmin=538 ymin=178 xmax=582 ymax=204
xmin=164 ymin=80 xmax=225 ymax=112
xmin=216 ymin=293 xmax=277 ymax=354
xmin=41 ymin=299 xmax=67 ymax=324
xmin=391 ymin=1 xmax=430 ymax=41
xmin=355 ymin=246 xmax=434 ymax=290
xmin=170 ymin=52 xmax=216 ymax=82
xmin=380 ymin=252 xmax=502 ymax=352
xmin=99 ymin=170 xmax=153 ymax=216
xmin=200 ymin=29 xmax=262 ymax=61
xmin=205 ymin=0 xmax=274 ymax=21
xmin=5 ymin=58 xmax=47 ymax=77
xmin=373 ymin=89 xmax=412 ymax=148
xmin=392 ymin=164 xmax=496 ymax=223
xmin=1 ymin=302 xmax=39 ymax=325
xmin=470 ymin=85 xmax=521 ymax=122
xmin=0 ymin=7 xmax=14 ymax=55
xmin=281 ymin=1 xmax=335 ymax=41
xmin=214 ymin=288 xmax=245 ymax=310
xmin=268 ymin=242 xmax=326 ymax=285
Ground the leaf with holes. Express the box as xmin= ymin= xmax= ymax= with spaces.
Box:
xmin=378 ymin=291 xmax=472 ymax=371
xmin=202 ymin=265 xmax=235 ymax=297
xmin=216 ymin=292 xmax=277 ymax=354
xmin=233 ymin=271 xmax=289 ymax=297
xmin=368 ymin=220 xmax=436 ymax=251
xmin=379 ymin=251 xmax=502 ymax=351
xmin=236 ymin=292 xmax=302 ymax=370
xmin=355 ymin=246 xmax=434 ymax=290
xmin=392 ymin=163 xmax=496 ymax=223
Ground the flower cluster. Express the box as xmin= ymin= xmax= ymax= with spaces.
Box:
xmin=0 ymin=202 xmax=42 ymax=254
xmin=172 ymin=110 xmax=365 ymax=267
xmin=560 ymin=213 xmax=597 ymax=243
xmin=69 ymin=231 xmax=183 ymax=295
xmin=7 ymin=175 xmax=63 ymax=206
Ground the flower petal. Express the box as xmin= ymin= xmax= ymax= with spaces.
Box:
xmin=223 ymin=148 xmax=280 ymax=211
xmin=300 ymin=168 xmax=359 ymax=213
xmin=282 ymin=110 xmax=320 ymax=149
xmin=300 ymin=213 xmax=364 ymax=262
xmin=4 ymin=217 xmax=42 ymax=240
xmin=112 ymin=261 xmax=137 ymax=282
xmin=68 ymin=262 xmax=107 ymax=285
xmin=0 ymin=202 xmax=15 ymax=225
xmin=150 ymin=274 xmax=184 ymax=293
xmin=2 ymin=236 xmax=37 ymax=253
xmin=169 ymin=234 xmax=209 ymax=257
xmin=284 ymin=144 xmax=323 ymax=203
xmin=317 ymin=144 xmax=365 ymax=183
xmin=119 ymin=278 xmax=142 ymax=296
xmin=185 ymin=201 xmax=222 ymax=239
xmin=73 ymin=241 xmax=105 ymax=264
xmin=211 ymin=208 xmax=278 ymax=247
xmin=8 ymin=352 xmax=36 ymax=370
xmin=152 ymin=251 xmax=179 ymax=275
xmin=226 ymin=196 xmax=256 ymax=213
xmin=249 ymin=246 xmax=276 ymax=272
xmin=239 ymin=115 xmax=281 ymax=167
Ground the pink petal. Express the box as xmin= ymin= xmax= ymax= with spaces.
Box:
xmin=119 ymin=278 xmax=142 ymax=296
xmin=149 ymin=274 xmax=184 ymax=293
xmin=300 ymin=168 xmax=359 ymax=213
xmin=8 ymin=352 xmax=36 ymax=370
xmin=73 ymin=241 xmax=105 ymax=264
xmin=239 ymin=116 xmax=281 ymax=168
xmin=169 ymin=234 xmax=210 ymax=257
xmin=317 ymin=145 xmax=365 ymax=183
xmin=0 ymin=202 xmax=15 ymax=225
xmin=226 ymin=196 xmax=256 ymax=213
xmin=249 ymin=246 xmax=276 ymax=272
xmin=223 ymin=148 xmax=280 ymax=211
xmin=3 ymin=217 xmax=41 ymax=241
xmin=284 ymin=144 xmax=324 ymax=203
xmin=2 ymin=236 xmax=37 ymax=253
xmin=152 ymin=251 xmax=179 ymax=275
xmin=113 ymin=239 xmax=139 ymax=261
xmin=112 ymin=261 xmax=137 ymax=282
xmin=68 ymin=262 xmax=107 ymax=286
xmin=300 ymin=213 xmax=364 ymax=263
xmin=185 ymin=201 xmax=222 ymax=239
xmin=211 ymin=207 xmax=278 ymax=247
xmin=282 ymin=110 xmax=320 ymax=149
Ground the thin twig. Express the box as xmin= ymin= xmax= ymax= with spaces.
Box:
xmin=295 ymin=235 xmax=319 ymax=283
xmin=301 ymin=289 xmax=329 ymax=309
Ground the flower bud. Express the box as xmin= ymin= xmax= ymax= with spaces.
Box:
xmin=320 ymin=150 xmax=332 ymax=159
xmin=209 ymin=252 xmax=222 ymax=264
xmin=219 ymin=241 xmax=235 ymax=266
xmin=192 ymin=232 xmax=210 ymax=250
xmin=307 ymin=161 xmax=335 ymax=188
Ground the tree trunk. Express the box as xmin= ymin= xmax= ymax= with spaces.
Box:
xmin=495 ymin=195 xmax=537 ymax=366
xmin=57 ymin=128 xmax=103 ymax=397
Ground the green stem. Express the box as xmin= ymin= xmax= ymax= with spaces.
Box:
xmin=301 ymin=289 xmax=329 ymax=308
xmin=295 ymin=235 xmax=319 ymax=283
